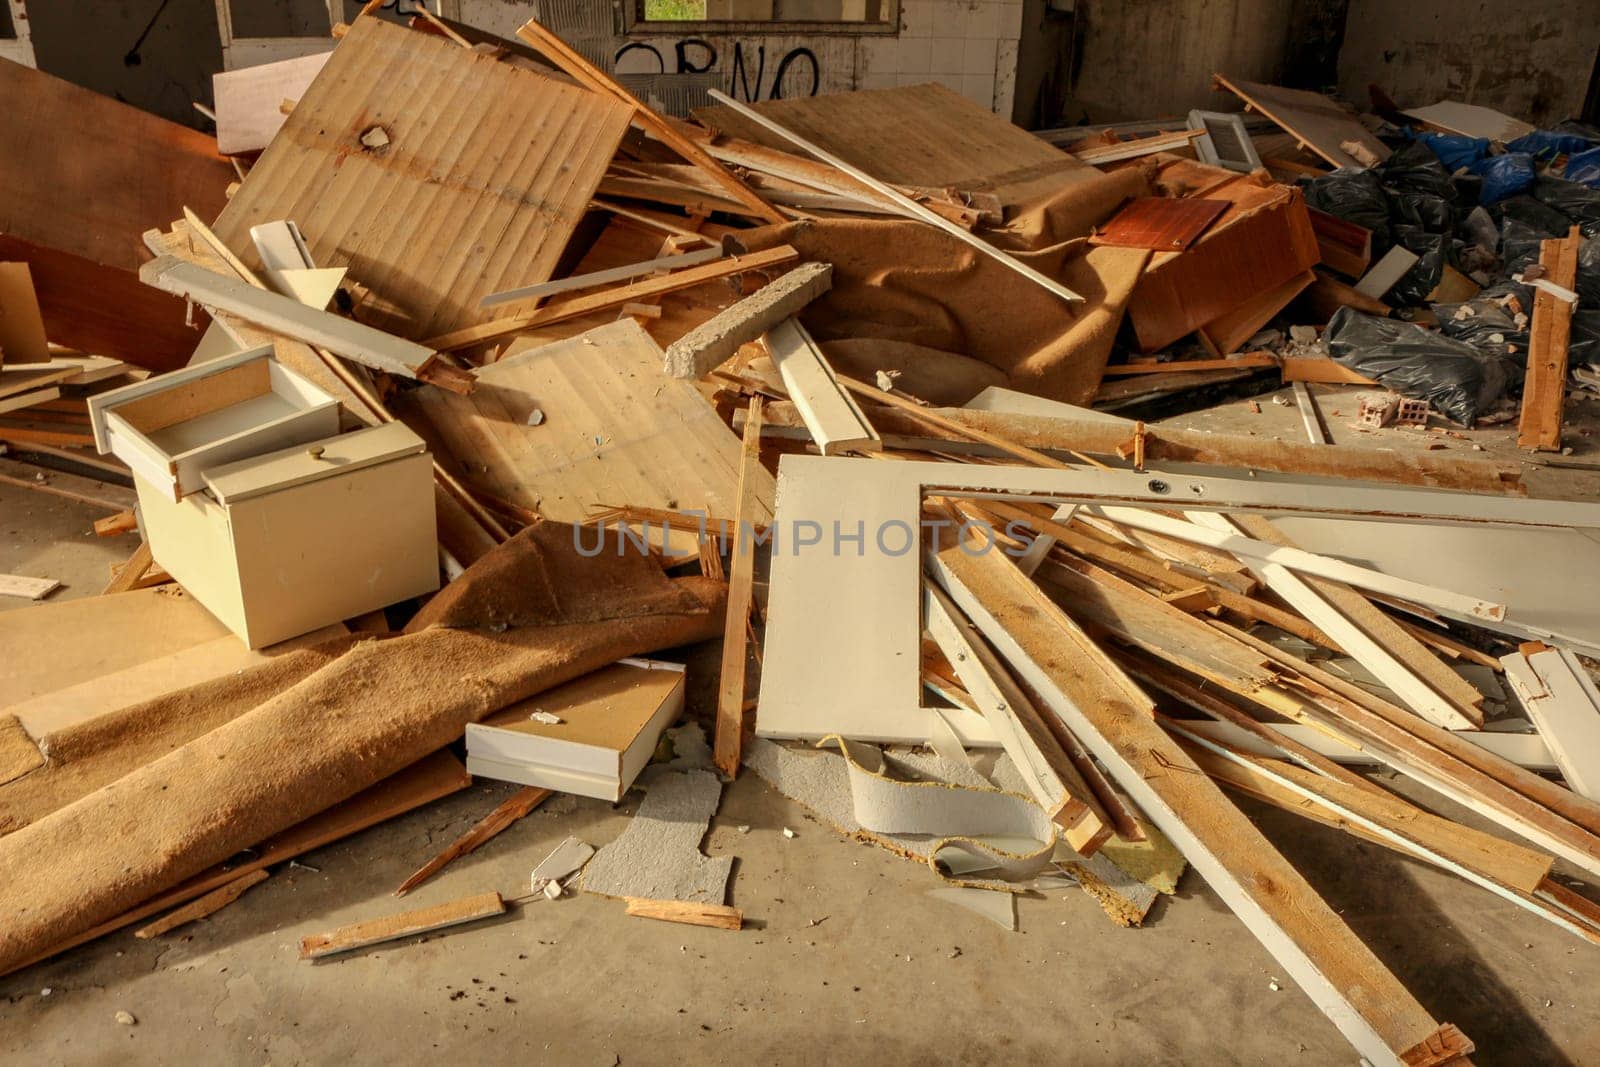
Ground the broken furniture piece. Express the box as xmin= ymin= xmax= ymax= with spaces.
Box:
xmin=467 ymin=658 xmax=687 ymax=802
xmin=87 ymin=346 xmax=438 ymax=647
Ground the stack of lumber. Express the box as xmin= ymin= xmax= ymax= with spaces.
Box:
xmin=5 ymin=13 xmax=1600 ymax=1066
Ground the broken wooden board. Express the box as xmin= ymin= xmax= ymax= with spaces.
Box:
xmin=0 ymin=60 xmax=233 ymax=369
xmin=300 ymin=890 xmax=506 ymax=960
xmin=625 ymin=898 xmax=743 ymax=930
xmin=212 ymin=50 xmax=332 ymax=155
xmin=663 ymin=262 xmax=832 ymax=379
xmin=932 ymin=537 xmax=1465 ymax=1065
xmin=1213 ymin=74 xmax=1390 ymax=170
xmin=0 ymin=575 xmax=59 ymax=601
xmin=763 ymin=318 xmax=879 ymax=455
xmin=411 ymin=318 xmax=773 ymax=538
xmin=1089 ymin=197 xmax=1228 ymax=251
xmin=210 ymin=17 xmax=633 ymax=346
xmin=140 ymin=256 xmax=464 ymax=390
xmin=0 ymin=587 xmax=233 ymax=707
xmin=714 ymin=400 xmax=766 ymax=779
xmin=1503 ymin=647 xmax=1600 ymax=800
xmin=694 ymin=82 xmax=1097 ymax=206
xmin=133 ymin=869 xmax=270 ymax=939
xmin=0 ymin=262 xmax=49 ymax=365
xmin=1517 ymin=227 xmax=1582 ymax=452
xmin=1403 ymin=101 xmax=1535 ymax=143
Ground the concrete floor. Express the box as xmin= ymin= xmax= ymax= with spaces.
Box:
xmin=4 ymin=385 xmax=1600 ymax=1064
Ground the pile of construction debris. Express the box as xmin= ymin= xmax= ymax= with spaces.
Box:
xmin=6 ymin=9 xmax=1600 ymax=1065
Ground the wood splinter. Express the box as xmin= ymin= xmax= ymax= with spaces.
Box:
xmin=625 ymin=898 xmax=743 ymax=930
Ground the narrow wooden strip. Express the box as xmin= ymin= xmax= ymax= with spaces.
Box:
xmin=0 ymin=471 xmax=128 ymax=512
xmin=428 ymin=245 xmax=800 ymax=353
xmin=134 ymin=869 xmax=270 ymax=939
xmin=714 ymin=398 xmax=765 ymax=778
xmin=625 ymin=898 xmax=742 ymax=930
xmin=103 ymin=540 xmax=153 ymax=595
xmin=1102 ymin=354 xmax=1278 ymax=376
xmin=480 ymin=244 xmax=727 ymax=308
xmin=394 ymin=786 xmax=552 ymax=896
xmin=0 ymin=574 xmax=59 ymax=600
xmin=703 ymin=88 xmax=1084 ymax=305
xmin=515 ymin=19 xmax=783 ymax=225
xmin=299 ymin=891 xmax=505 ymax=960
xmin=94 ymin=509 xmax=139 ymax=536
xmin=1517 ymin=228 xmax=1582 ymax=451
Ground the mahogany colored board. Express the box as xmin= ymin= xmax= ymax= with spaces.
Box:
xmin=1090 ymin=198 xmax=1229 ymax=251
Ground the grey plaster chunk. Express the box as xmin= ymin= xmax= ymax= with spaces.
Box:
xmin=580 ymin=769 xmax=733 ymax=904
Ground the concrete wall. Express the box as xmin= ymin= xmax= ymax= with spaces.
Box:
xmin=1338 ymin=0 xmax=1600 ymax=126
xmin=1057 ymin=0 xmax=1299 ymax=123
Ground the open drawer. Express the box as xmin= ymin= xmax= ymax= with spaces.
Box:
xmin=87 ymin=345 xmax=340 ymax=502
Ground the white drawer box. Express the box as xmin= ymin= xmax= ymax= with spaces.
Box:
xmin=88 ymin=345 xmax=339 ymax=502
xmin=90 ymin=348 xmax=440 ymax=648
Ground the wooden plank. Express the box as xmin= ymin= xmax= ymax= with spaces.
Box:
xmin=1402 ymin=102 xmax=1534 ymax=143
xmin=1102 ymin=354 xmax=1278 ymax=376
xmin=212 ymin=51 xmax=332 ymax=155
xmin=1292 ymin=381 xmax=1328 ymax=444
xmin=1072 ymin=129 xmax=1206 ymax=163
xmin=714 ymin=398 xmax=766 ymax=779
xmin=412 ymin=318 xmax=773 ymax=538
xmin=1280 ymin=354 xmax=1381 ymax=385
xmin=0 ymin=574 xmax=59 ymax=600
xmin=1089 ymin=197 xmax=1228 ymax=251
xmin=1213 ymin=74 xmax=1390 ymax=169
xmin=139 ymin=257 xmax=467 ymax=392
xmin=1503 ymin=648 xmax=1600 ymax=800
xmin=211 ymin=18 xmax=633 ymax=347
xmin=1308 ymin=207 xmax=1372 ymax=278
xmin=133 ymin=869 xmax=270 ymax=939
xmin=0 ymin=427 xmax=95 ymax=449
xmin=94 ymin=509 xmax=139 ymax=537
xmin=1355 ymin=245 xmax=1421 ymax=299
xmin=103 ymin=541 xmax=153 ymax=596
xmin=702 ymin=88 xmax=1085 ymax=306
xmin=924 ymin=582 xmax=1113 ymax=854
xmin=394 ymin=787 xmax=551 ymax=896
xmin=695 ymin=82 xmax=1093 ymax=205
xmin=514 ymin=18 xmax=782 ymax=226
xmin=625 ymin=898 xmax=743 ymax=930
xmin=0 ymin=262 xmax=50 ymax=365
xmin=931 ymin=535 xmax=1461 ymax=1065
xmin=299 ymin=891 xmax=505 ymax=959
xmin=427 ymin=245 xmax=800 ymax=353
xmin=763 ymin=318 xmax=879 ymax=455
xmin=0 ymin=386 xmax=62 ymax=416
xmin=1517 ymin=228 xmax=1582 ymax=451
xmin=480 ymin=244 xmax=729 ymax=309
xmin=665 ymin=263 xmax=832 ymax=379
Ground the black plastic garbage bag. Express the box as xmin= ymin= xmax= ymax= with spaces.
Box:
xmin=1531 ymin=175 xmax=1600 ymax=233
xmin=1301 ymin=169 xmax=1392 ymax=252
xmin=1389 ymin=225 xmax=1446 ymax=306
xmin=1325 ymin=306 xmax=1512 ymax=425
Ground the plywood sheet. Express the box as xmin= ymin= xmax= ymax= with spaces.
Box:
xmin=1403 ymin=101 xmax=1535 ymax=143
xmin=693 ymin=83 xmax=1096 ymax=204
xmin=213 ymin=50 xmax=333 ymax=155
xmin=0 ymin=588 xmax=230 ymax=706
xmin=1090 ymin=197 xmax=1228 ymax=251
xmin=412 ymin=318 xmax=773 ymax=526
xmin=210 ymin=18 xmax=633 ymax=343
xmin=1214 ymin=74 xmax=1390 ymax=170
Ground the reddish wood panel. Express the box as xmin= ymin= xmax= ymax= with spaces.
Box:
xmin=1090 ymin=197 xmax=1229 ymax=251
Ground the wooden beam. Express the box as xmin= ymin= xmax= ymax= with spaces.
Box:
xmin=133 ymin=869 xmax=269 ymax=939
xmin=664 ymin=263 xmax=833 ymax=379
xmin=931 ymin=536 xmax=1463 ymax=1065
xmin=625 ymin=898 xmax=743 ymax=930
xmin=140 ymin=256 xmax=473 ymax=394
xmin=514 ymin=19 xmax=784 ymax=225
xmin=714 ymin=398 xmax=766 ymax=778
xmin=764 ymin=318 xmax=880 ymax=455
xmin=1517 ymin=227 xmax=1583 ymax=451
xmin=299 ymin=891 xmax=506 ymax=960
xmin=103 ymin=540 xmax=153 ymax=595
xmin=393 ymin=787 xmax=552 ymax=896
xmin=427 ymin=245 xmax=800 ymax=353
xmin=704 ymin=89 xmax=1084 ymax=305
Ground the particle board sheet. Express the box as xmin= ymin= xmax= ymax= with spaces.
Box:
xmin=209 ymin=17 xmax=634 ymax=344
xmin=1089 ymin=197 xmax=1228 ymax=251
xmin=692 ymin=83 xmax=1097 ymax=204
xmin=1402 ymin=101 xmax=1535 ymax=143
xmin=0 ymin=588 xmax=231 ymax=707
xmin=212 ymin=50 xmax=333 ymax=156
xmin=412 ymin=318 xmax=774 ymax=528
xmin=1214 ymin=74 xmax=1390 ymax=170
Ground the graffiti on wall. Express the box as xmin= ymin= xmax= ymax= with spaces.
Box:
xmin=613 ymin=37 xmax=822 ymax=100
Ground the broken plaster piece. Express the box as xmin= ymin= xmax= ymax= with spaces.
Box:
xmin=531 ymin=836 xmax=595 ymax=894
xmin=580 ymin=770 xmax=732 ymax=904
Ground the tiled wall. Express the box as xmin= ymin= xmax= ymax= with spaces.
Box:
xmin=455 ymin=0 xmax=1026 ymax=116
xmin=856 ymin=0 xmax=1025 ymax=113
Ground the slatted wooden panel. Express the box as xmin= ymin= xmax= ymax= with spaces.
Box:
xmin=693 ymin=83 xmax=1092 ymax=200
xmin=412 ymin=318 xmax=774 ymax=527
xmin=1214 ymin=75 xmax=1390 ymax=170
xmin=210 ymin=18 xmax=633 ymax=343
